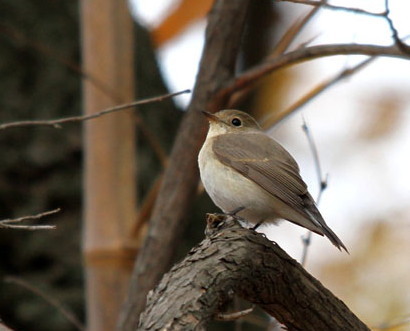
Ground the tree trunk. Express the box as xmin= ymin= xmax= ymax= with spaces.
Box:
xmin=138 ymin=215 xmax=370 ymax=331
xmin=81 ymin=1 xmax=137 ymax=330
xmin=118 ymin=1 xmax=251 ymax=330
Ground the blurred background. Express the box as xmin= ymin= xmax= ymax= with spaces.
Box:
xmin=0 ymin=0 xmax=409 ymax=330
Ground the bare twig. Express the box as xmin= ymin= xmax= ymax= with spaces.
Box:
xmin=299 ymin=117 xmax=327 ymax=266
xmin=216 ymin=307 xmax=255 ymax=321
xmin=0 ymin=23 xmax=189 ymax=166
xmin=217 ymin=43 xmax=408 ymax=106
xmin=262 ymin=57 xmax=375 ymax=128
xmin=0 ymin=90 xmax=190 ymax=131
xmin=0 ymin=23 xmax=118 ymax=101
xmin=131 ymin=173 xmax=163 ymax=239
xmin=4 ymin=276 xmax=85 ymax=331
xmin=276 ymin=0 xmax=385 ymax=17
xmin=226 ymin=9 xmax=410 ymax=110
xmin=301 ymin=118 xmax=326 ymax=195
xmin=384 ymin=0 xmax=410 ymax=54
xmin=137 ymin=123 xmax=168 ymax=168
xmin=272 ymin=0 xmax=325 ymax=56
xmin=227 ymin=1 xmax=324 ymax=108
xmin=0 ymin=208 xmax=60 ymax=231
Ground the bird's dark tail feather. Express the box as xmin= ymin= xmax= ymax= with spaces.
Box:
xmin=320 ymin=222 xmax=349 ymax=253
xmin=302 ymin=193 xmax=348 ymax=253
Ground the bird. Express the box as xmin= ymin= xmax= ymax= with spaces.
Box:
xmin=198 ymin=109 xmax=347 ymax=252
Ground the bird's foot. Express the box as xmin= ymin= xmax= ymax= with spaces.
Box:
xmin=251 ymin=221 xmax=264 ymax=231
xmin=225 ymin=206 xmax=245 ymax=217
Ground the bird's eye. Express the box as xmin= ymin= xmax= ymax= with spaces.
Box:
xmin=231 ymin=118 xmax=242 ymax=127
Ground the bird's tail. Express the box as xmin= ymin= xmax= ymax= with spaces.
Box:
xmin=302 ymin=193 xmax=348 ymax=253
xmin=305 ymin=208 xmax=348 ymax=253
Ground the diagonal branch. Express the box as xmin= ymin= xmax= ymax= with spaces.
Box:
xmin=227 ymin=1 xmax=324 ymax=108
xmin=0 ymin=23 xmax=118 ymax=101
xmin=271 ymin=0 xmax=325 ymax=56
xmin=217 ymin=43 xmax=408 ymax=106
xmin=0 ymin=208 xmax=60 ymax=231
xmin=0 ymin=90 xmax=190 ymax=130
xmin=5 ymin=276 xmax=85 ymax=331
xmin=118 ymin=1 xmax=252 ymax=330
xmin=277 ymin=0 xmax=385 ymax=17
xmin=262 ymin=57 xmax=375 ymax=127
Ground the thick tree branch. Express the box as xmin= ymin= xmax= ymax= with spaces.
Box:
xmin=118 ymin=2 xmax=251 ymax=330
xmin=122 ymin=3 xmax=410 ymax=330
xmin=138 ymin=215 xmax=370 ymax=331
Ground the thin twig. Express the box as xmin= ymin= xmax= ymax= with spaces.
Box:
xmin=0 ymin=24 xmax=188 ymax=166
xmin=137 ymin=123 xmax=169 ymax=168
xmin=262 ymin=57 xmax=374 ymax=128
xmin=299 ymin=117 xmax=327 ymax=266
xmin=222 ymin=3 xmax=410 ymax=117
xmin=272 ymin=0 xmax=326 ymax=56
xmin=217 ymin=43 xmax=407 ymax=107
xmin=4 ymin=276 xmax=85 ymax=331
xmin=299 ymin=231 xmax=312 ymax=266
xmin=384 ymin=0 xmax=410 ymax=54
xmin=276 ymin=0 xmax=385 ymax=18
xmin=0 ymin=90 xmax=190 ymax=130
xmin=216 ymin=307 xmax=255 ymax=321
xmin=227 ymin=1 xmax=324 ymax=108
xmin=131 ymin=173 xmax=163 ymax=239
xmin=0 ymin=208 xmax=60 ymax=231
xmin=0 ymin=23 xmax=118 ymax=101
xmin=302 ymin=119 xmax=326 ymax=200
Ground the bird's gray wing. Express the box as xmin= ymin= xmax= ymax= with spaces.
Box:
xmin=213 ymin=132 xmax=309 ymax=215
xmin=212 ymin=132 xmax=348 ymax=252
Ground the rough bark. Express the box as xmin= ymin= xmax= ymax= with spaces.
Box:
xmin=138 ymin=215 xmax=370 ymax=331
xmin=118 ymin=1 xmax=251 ymax=330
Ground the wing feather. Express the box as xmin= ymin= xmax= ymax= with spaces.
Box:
xmin=212 ymin=132 xmax=348 ymax=252
xmin=213 ymin=133 xmax=309 ymax=216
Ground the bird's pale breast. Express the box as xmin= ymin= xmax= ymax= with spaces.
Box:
xmin=198 ymin=137 xmax=288 ymax=224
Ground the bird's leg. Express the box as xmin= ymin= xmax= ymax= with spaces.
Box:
xmin=225 ymin=206 xmax=245 ymax=217
xmin=208 ymin=207 xmax=245 ymax=223
xmin=251 ymin=220 xmax=264 ymax=231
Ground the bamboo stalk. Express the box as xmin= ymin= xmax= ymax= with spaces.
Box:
xmin=80 ymin=1 xmax=136 ymax=330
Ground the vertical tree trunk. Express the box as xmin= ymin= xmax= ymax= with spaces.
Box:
xmin=118 ymin=1 xmax=251 ymax=330
xmin=81 ymin=1 xmax=136 ymax=330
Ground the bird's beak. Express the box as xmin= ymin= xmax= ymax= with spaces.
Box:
xmin=201 ymin=111 xmax=219 ymax=123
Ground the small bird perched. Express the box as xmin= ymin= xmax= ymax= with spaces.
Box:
xmin=198 ymin=109 xmax=347 ymax=252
